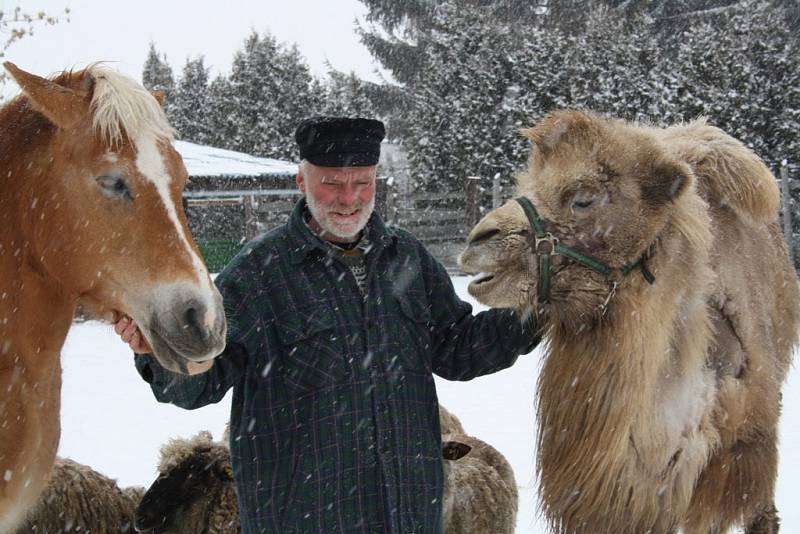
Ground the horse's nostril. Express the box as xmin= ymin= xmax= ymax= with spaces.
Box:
xmin=183 ymin=304 xmax=207 ymax=339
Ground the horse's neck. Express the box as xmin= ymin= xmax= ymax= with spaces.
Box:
xmin=0 ymin=244 xmax=73 ymax=530
xmin=0 ymin=244 xmax=75 ymax=367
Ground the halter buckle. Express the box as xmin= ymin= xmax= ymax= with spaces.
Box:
xmin=534 ymin=233 xmax=559 ymax=255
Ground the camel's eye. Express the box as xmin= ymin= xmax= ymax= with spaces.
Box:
xmin=569 ymin=192 xmax=598 ymax=215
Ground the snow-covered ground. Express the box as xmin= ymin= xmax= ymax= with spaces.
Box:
xmin=58 ymin=276 xmax=800 ymax=533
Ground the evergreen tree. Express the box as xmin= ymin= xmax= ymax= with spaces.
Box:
xmin=225 ymin=31 xmax=324 ymax=160
xmin=322 ymin=70 xmax=377 ymax=117
xmin=141 ymin=42 xmax=175 ymax=107
xmin=171 ymin=57 xmax=210 ymax=143
xmin=204 ymin=75 xmax=239 ymax=150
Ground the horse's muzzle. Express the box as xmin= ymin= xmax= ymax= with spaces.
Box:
xmin=140 ymin=289 xmax=227 ymax=374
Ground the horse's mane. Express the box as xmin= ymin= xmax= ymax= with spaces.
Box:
xmin=83 ymin=64 xmax=174 ymax=147
xmin=3 ymin=64 xmax=174 ymax=150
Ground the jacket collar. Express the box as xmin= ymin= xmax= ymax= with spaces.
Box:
xmin=287 ymin=197 xmax=396 ymax=265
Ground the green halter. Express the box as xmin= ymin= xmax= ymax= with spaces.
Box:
xmin=514 ymin=197 xmax=656 ymax=304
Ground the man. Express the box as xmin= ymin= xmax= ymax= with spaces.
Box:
xmin=116 ymin=116 xmax=539 ymax=533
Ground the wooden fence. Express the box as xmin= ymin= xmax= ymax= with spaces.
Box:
xmin=184 ymin=176 xmax=507 ymax=271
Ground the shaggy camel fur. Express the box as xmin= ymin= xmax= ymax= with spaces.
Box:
xmin=18 ymin=457 xmax=144 ymax=533
xmin=135 ymin=431 xmax=239 ymax=534
xmin=458 ymin=109 xmax=800 ymax=533
xmin=442 ymin=433 xmax=518 ymax=534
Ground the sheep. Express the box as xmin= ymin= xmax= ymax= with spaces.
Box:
xmin=17 ymin=457 xmax=144 ymax=533
xmin=134 ymin=409 xmax=472 ymax=534
xmin=134 ymin=431 xmax=240 ymax=534
xmin=441 ymin=433 xmax=518 ymax=534
xmin=438 ymin=404 xmax=465 ymax=435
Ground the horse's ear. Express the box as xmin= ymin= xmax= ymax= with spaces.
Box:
xmin=3 ymin=62 xmax=90 ymax=130
xmin=640 ymin=159 xmax=693 ymax=208
xmin=151 ymin=90 xmax=166 ymax=108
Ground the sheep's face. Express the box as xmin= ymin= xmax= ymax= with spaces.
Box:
xmin=135 ymin=447 xmax=233 ymax=533
xmin=441 ymin=440 xmax=472 ymax=526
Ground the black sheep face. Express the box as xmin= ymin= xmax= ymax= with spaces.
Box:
xmin=134 ymin=447 xmax=233 ymax=533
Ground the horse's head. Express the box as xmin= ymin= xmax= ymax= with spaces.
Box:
xmin=459 ymin=110 xmax=697 ymax=326
xmin=3 ymin=62 xmax=226 ymax=373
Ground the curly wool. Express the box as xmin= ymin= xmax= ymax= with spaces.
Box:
xmin=441 ymin=433 xmax=518 ymax=534
xmin=439 ymin=405 xmax=465 ymax=435
xmin=18 ymin=457 xmax=142 ymax=533
xmin=149 ymin=431 xmax=240 ymax=534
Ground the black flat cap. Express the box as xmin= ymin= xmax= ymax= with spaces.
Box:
xmin=295 ymin=116 xmax=385 ymax=167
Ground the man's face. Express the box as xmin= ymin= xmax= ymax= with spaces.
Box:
xmin=297 ymin=163 xmax=377 ymax=242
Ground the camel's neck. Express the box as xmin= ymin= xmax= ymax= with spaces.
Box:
xmin=536 ymin=235 xmax=716 ymax=532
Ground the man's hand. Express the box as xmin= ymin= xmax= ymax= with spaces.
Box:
xmin=114 ymin=316 xmax=153 ymax=354
xmin=113 ymin=315 xmax=213 ymax=375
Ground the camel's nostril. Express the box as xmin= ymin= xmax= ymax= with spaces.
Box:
xmin=470 ymin=228 xmax=500 ymax=245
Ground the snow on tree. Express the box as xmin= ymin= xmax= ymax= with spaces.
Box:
xmin=322 ymin=70 xmax=378 ymax=118
xmin=224 ymin=32 xmax=323 ymax=160
xmin=141 ymin=42 xmax=175 ymax=108
xmin=360 ymin=0 xmax=798 ymax=202
xmin=204 ymin=75 xmax=240 ymax=151
xmin=170 ymin=57 xmax=210 ymax=144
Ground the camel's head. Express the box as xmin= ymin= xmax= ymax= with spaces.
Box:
xmin=459 ymin=110 xmax=694 ymax=325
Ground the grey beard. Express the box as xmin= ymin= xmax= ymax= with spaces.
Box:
xmin=305 ymin=194 xmax=374 ymax=240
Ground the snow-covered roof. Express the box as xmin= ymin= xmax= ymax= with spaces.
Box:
xmin=175 ymin=140 xmax=298 ymax=178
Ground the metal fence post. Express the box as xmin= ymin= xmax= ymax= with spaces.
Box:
xmin=466 ymin=176 xmax=480 ymax=226
xmin=492 ymin=173 xmax=501 ymax=209
xmin=243 ymin=194 xmax=258 ymax=241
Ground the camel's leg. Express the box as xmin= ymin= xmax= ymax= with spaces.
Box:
xmin=683 ymin=435 xmax=779 ymax=534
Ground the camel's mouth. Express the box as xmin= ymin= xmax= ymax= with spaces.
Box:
xmin=466 ymin=271 xmax=500 ymax=297
xmin=471 ymin=272 xmax=495 ymax=286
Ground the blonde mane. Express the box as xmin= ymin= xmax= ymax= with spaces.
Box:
xmin=88 ymin=65 xmax=174 ymax=147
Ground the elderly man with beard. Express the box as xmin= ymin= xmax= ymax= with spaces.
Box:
xmin=115 ymin=116 xmax=540 ymax=534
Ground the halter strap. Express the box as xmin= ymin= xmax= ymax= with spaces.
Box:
xmin=515 ymin=196 xmax=656 ymax=304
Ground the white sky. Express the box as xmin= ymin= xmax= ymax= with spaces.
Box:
xmin=1 ymin=0 xmax=387 ymax=99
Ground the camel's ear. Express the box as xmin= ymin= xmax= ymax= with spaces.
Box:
xmin=640 ymin=159 xmax=693 ymax=208
xmin=3 ymin=62 xmax=90 ymax=130
xmin=442 ymin=441 xmax=472 ymax=461
xmin=521 ymin=110 xmax=598 ymax=160
xmin=151 ymin=89 xmax=166 ymax=107
xmin=520 ymin=126 xmax=545 ymax=157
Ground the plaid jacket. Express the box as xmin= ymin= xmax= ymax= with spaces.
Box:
xmin=136 ymin=199 xmax=539 ymax=533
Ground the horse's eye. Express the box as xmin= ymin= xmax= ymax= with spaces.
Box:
xmin=97 ymin=175 xmax=132 ymax=201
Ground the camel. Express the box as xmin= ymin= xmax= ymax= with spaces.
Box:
xmin=458 ymin=109 xmax=800 ymax=533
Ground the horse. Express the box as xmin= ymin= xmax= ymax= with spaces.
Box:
xmin=458 ymin=109 xmax=800 ymax=533
xmin=0 ymin=62 xmax=227 ymax=531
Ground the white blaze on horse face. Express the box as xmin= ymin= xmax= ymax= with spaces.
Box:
xmin=133 ymin=133 xmax=218 ymax=330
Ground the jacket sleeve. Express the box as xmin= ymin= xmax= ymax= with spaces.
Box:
xmin=134 ymin=262 xmax=253 ymax=410
xmin=423 ymin=247 xmax=541 ymax=381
